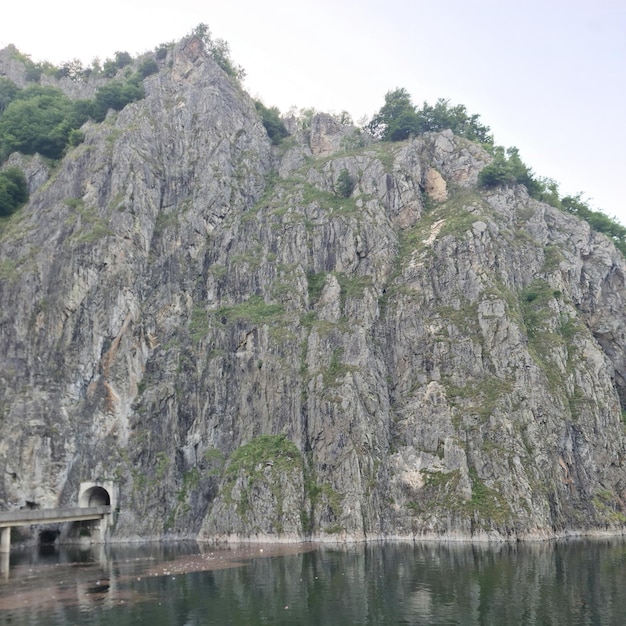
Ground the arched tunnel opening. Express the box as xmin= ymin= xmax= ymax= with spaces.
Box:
xmin=80 ymin=486 xmax=111 ymax=507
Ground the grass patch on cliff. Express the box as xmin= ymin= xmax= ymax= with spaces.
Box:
xmin=65 ymin=200 xmax=114 ymax=245
xmin=520 ymin=279 xmax=560 ymax=340
xmin=465 ymin=467 xmax=510 ymax=526
xmin=518 ymin=280 xmax=587 ymax=399
xmin=189 ymin=305 xmax=209 ymax=342
xmin=307 ymin=271 xmax=327 ymax=304
xmin=407 ymin=470 xmax=463 ymax=516
xmin=592 ymin=489 xmax=626 ymax=524
xmin=446 ymin=376 xmax=514 ymax=422
xmin=225 ymin=435 xmax=301 ymax=479
xmin=322 ymin=347 xmax=358 ymax=386
xmin=0 ymin=258 xmax=17 ymax=280
xmin=335 ymin=272 xmax=373 ymax=306
xmin=409 ymin=461 xmax=513 ymax=528
xmin=222 ymin=435 xmax=303 ymax=526
xmin=213 ymin=295 xmax=284 ymax=325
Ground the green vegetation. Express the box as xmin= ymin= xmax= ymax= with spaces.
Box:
xmin=467 ymin=467 xmax=510 ymax=524
xmin=307 ymin=271 xmax=327 ymax=304
xmin=0 ymin=86 xmax=88 ymax=160
xmin=102 ymin=51 xmax=133 ymax=77
xmin=561 ymin=194 xmax=626 ymax=256
xmin=478 ymin=146 xmax=539 ymax=193
xmin=191 ymin=23 xmax=245 ymax=80
xmin=335 ymin=168 xmax=355 ymax=198
xmin=223 ymin=435 xmax=303 ymax=525
xmin=367 ymin=88 xmax=492 ymax=144
xmin=215 ymin=295 xmax=284 ymax=324
xmin=520 ymin=280 xmax=560 ymax=341
xmin=226 ymin=435 xmax=301 ymax=477
xmin=0 ymin=167 xmax=28 ymax=217
xmin=0 ymin=70 xmax=147 ymax=165
xmin=592 ymin=489 xmax=626 ymax=524
xmin=0 ymin=78 xmax=18 ymax=114
xmin=322 ymin=347 xmax=355 ymax=386
xmin=365 ymin=87 xmax=625 ymax=257
xmin=254 ymin=100 xmax=289 ymax=145
xmin=477 ymin=143 xmax=626 ymax=257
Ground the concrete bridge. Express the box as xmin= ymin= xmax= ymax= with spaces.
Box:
xmin=0 ymin=481 xmax=118 ymax=553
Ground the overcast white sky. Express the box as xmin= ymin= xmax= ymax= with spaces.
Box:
xmin=2 ymin=1 xmax=625 ymax=223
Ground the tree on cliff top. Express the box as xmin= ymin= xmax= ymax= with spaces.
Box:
xmin=367 ymin=88 xmax=492 ymax=145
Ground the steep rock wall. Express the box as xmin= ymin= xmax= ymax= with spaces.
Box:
xmin=1 ymin=38 xmax=626 ymax=542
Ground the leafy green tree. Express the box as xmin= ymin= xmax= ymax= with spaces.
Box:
xmin=0 ymin=78 xmax=18 ymax=114
xmin=137 ymin=57 xmax=159 ymax=79
xmin=478 ymin=146 xmax=539 ymax=192
xmin=414 ymin=98 xmax=492 ymax=144
xmin=0 ymin=87 xmax=88 ymax=160
xmin=155 ymin=43 xmax=172 ymax=60
xmin=367 ymin=88 xmax=419 ymax=140
xmin=368 ymin=90 xmax=492 ymax=144
xmin=56 ymin=59 xmax=86 ymax=81
xmin=191 ymin=23 xmax=246 ymax=80
xmin=91 ymin=78 xmax=145 ymax=121
xmin=335 ymin=168 xmax=355 ymax=198
xmin=0 ymin=167 xmax=28 ymax=217
xmin=254 ymin=101 xmax=289 ymax=145
xmin=102 ymin=51 xmax=133 ymax=77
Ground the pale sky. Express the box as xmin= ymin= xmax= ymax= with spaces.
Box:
xmin=2 ymin=1 xmax=625 ymax=224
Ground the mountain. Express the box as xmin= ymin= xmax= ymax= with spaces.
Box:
xmin=1 ymin=35 xmax=626 ymax=543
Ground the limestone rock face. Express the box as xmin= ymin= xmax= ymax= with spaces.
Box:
xmin=309 ymin=113 xmax=355 ymax=156
xmin=424 ymin=167 xmax=447 ymax=201
xmin=1 ymin=37 xmax=626 ymax=543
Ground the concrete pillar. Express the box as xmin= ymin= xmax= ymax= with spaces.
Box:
xmin=0 ymin=527 xmax=10 ymax=554
xmin=0 ymin=553 xmax=8 ymax=579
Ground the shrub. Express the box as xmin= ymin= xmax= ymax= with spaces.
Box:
xmin=368 ymin=89 xmax=492 ymax=144
xmin=478 ymin=146 xmax=536 ymax=190
xmin=137 ymin=57 xmax=159 ymax=79
xmin=91 ymin=78 xmax=145 ymax=121
xmin=0 ymin=167 xmax=28 ymax=217
xmin=155 ymin=43 xmax=172 ymax=60
xmin=254 ymin=101 xmax=289 ymax=145
xmin=0 ymin=87 xmax=87 ymax=160
xmin=191 ymin=23 xmax=245 ymax=80
xmin=335 ymin=168 xmax=355 ymax=198
xmin=102 ymin=51 xmax=133 ymax=77
xmin=0 ymin=78 xmax=18 ymax=114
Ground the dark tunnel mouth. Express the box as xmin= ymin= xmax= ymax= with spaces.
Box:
xmin=82 ymin=486 xmax=111 ymax=507
xmin=39 ymin=529 xmax=60 ymax=544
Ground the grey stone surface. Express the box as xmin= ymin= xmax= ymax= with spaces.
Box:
xmin=1 ymin=36 xmax=626 ymax=542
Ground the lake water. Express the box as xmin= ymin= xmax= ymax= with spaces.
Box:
xmin=1 ymin=538 xmax=626 ymax=625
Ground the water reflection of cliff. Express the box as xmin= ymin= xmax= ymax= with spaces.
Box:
xmin=1 ymin=540 xmax=626 ymax=624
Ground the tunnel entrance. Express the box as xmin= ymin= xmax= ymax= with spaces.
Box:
xmin=79 ymin=486 xmax=111 ymax=508
xmin=39 ymin=529 xmax=59 ymax=544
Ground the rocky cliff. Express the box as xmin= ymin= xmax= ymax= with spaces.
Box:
xmin=1 ymin=36 xmax=626 ymax=542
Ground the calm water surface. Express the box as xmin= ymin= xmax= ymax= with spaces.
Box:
xmin=1 ymin=538 xmax=626 ymax=625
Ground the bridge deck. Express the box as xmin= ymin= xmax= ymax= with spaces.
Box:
xmin=0 ymin=506 xmax=110 ymax=528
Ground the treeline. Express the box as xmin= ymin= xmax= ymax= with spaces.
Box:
xmin=2 ymin=38 xmax=624 ymax=256
xmin=0 ymin=23 xmax=247 ymax=218
xmin=0 ymin=48 xmax=163 ymax=217
xmin=367 ymin=88 xmax=493 ymax=144
xmin=0 ymin=58 xmax=158 ymax=163
xmin=365 ymin=87 xmax=626 ymax=256
xmin=475 ymin=146 xmax=626 ymax=256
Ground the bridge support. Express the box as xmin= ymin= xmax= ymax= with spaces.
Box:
xmin=0 ymin=527 xmax=10 ymax=553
